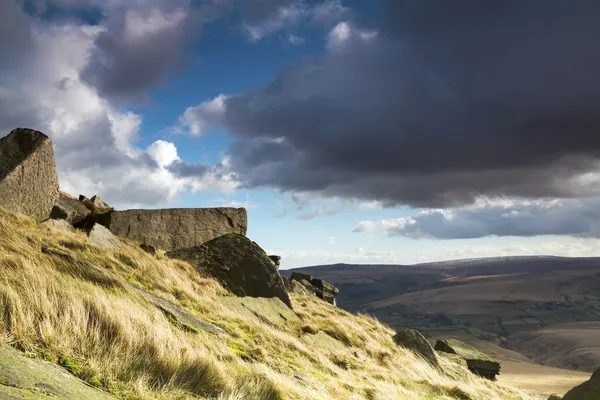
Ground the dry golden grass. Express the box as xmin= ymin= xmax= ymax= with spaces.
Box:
xmin=0 ymin=207 xmax=543 ymax=399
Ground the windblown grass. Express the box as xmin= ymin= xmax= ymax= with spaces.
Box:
xmin=0 ymin=207 xmax=542 ymax=399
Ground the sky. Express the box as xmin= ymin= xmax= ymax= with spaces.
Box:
xmin=2 ymin=0 xmax=600 ymax=269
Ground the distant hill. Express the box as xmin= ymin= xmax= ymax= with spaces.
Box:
xmin=286 ymin=256 xmax=600 ymax=373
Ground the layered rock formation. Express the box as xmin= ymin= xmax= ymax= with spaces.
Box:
xmin=50 ymin=192 xmax=91 ymax=225
xmin=0 ymin=128 xmax=59 ymax=221
xmin=166 ymin=233 xmax=292 ymax=308
xmin=435 ymin=338 xmax=501 ymax=380
xmin=96 ymin=207 xmax=247 ymax=251
xmin=290 ymin=272 xmax=339 ymax=306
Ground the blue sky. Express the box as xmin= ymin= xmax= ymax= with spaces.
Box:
xmin=2 ymin=0 xmax=600 ymax=268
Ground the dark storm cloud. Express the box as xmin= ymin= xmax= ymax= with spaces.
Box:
xmin=186 ymin=0 xmax=600 ymax=207
xmin=0 ymin=1 xmax=35 ymax=71
xmin=80 ymin=0 xmax=236 ymax=101
xmin=167 ymin=160 xmax=209 ymax=178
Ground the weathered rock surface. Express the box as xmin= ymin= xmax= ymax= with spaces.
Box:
xmin=0 ymin=344 xmax=116 ymax=399
xmin=435 ymin=338 xmax=501 ymax=380
xmin=563 ymin=367 xmax=600 ymax=400
xmin=86 ymin=224 xmax=123 ymax=250
xmin=0 ymin=128 xmax=59 ymax=222
xmin=129 ymin=283 xmax=226 ymax=335
xmin=96 ymin=208 xmax=247 ymax=251
xmin=50 ymin=192 xmax=91 ymax=225
xmin=79 ymin=195 xmax=113 ymax=214
xmin=290 ymin=272 xmax=339 ymax=306
xmin=393 ymin=329 xmax=439 ymax=368
xmin=140 ymin=243 xmax=156 ymax=255
xmin=41 ymin=218 xmax=76 ymax=233
xmin=166 ymin=233 xmax=292 ymax=308
xmin=220 ymin=296 xmax=298 ymax=328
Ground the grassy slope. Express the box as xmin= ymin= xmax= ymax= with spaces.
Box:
xmin=0 ymin=208 xmax=538 ymax=400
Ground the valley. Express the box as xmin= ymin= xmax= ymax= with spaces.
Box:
xmin=286 ymin=256 xmax=600 ymax=395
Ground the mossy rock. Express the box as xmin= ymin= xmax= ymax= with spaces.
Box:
xmin=0 ymin=345 xmax=115 ymax=399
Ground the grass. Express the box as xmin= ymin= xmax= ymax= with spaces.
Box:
xmin=0 ymin=207 xmax=544 ymax=399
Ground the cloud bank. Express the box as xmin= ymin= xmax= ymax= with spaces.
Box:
xmin=183 ymin=1 xmax=600 ymax=208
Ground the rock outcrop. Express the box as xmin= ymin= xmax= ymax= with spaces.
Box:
xmin=166 ymin=233 xmax=292 ymax=308
xmin=393 ymin=329 xmax=439 ymax=368
xmin=96 ymin=208 xmax=247 ymax=251
xmin=0 ymin=128 xmax=59 ymax=221
xmin=50 ymin=192 xmax=92 ymax=225
xmin=290 ymin=272 xmax=339 ymax=306
xmin=562 ymin=366 xmax=600 ymax=400
xmin=435 ymin=338 xmax=501 ymax=380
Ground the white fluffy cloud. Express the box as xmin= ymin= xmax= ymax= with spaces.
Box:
xmin=0 ymin=3 xmax=237 ymax=209
xmin=273 ymin=237 xmax=600 ymax=269
xmin=355 ymin=197 xmax=600 ymax=239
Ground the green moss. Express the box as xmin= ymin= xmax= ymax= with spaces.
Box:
xmin=88 ymin=376 xmax=103 ymax=388
xmin=58 ymin=355 xmax=84 ymax=374
xmin=181 ymin=322 xmax=200 ymax=334
xmin=228 ymin=339 xmax=263 ymax=362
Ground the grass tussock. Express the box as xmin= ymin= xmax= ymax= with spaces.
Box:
xmin=0 ymin=207 xmax=543 ymax=399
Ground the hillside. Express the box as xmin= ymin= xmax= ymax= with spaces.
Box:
xmin=0 ymin=207 xmax=542 ymax=400
xmin=286 ymin=257 xmax=600 ymax=378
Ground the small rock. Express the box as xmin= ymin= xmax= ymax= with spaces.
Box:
xmin=435 ymin=338 xmax=501 ymax=380
xmin=392 ymin=329 xmax=438 ymax=368
xmin=268 ymin=255 xmax=281 ymax=269
xmin=140 ymin=243 xmax=156 ymax=255
xmin=547 ymin=395 xmax=561 ymax=400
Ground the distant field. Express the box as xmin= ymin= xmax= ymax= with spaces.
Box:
xmin=508 ymin=322 xmax=600 ymax=371
xmin=287 ymin=256 xmax=600 ymax=373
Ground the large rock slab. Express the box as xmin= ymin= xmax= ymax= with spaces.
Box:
xmin=50 ymin=192 xmax=91 ymax=226
xmin=0 ymin=128 xmax=59 ymax=222
xmin=393 ymin=329 xmax=439 ymax=368
xmin=129 ymin=283 xmax=226 ymax=335
xmin=220 ymin=296 xmax=299 ymax=328
xmin=166 ymin=234 xmax=292 ymax=308
xmin=0 ymin=344 xmax=116 ymax=399
xmin=435 ymin=338 xmax=501 ymax=380
xmin=97 ymin=208 xmax=247 ymax=251
xmin=563 ymin=367 xmax=600 ymax=400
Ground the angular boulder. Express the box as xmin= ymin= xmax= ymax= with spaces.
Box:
xmin=96 ymin=208 xmax=247 ymax=251
xmin=393 ymin=329 xmax=439 ymax=368
xmin=0 ymin=128 xmax=59 ymax=221
xmin=435 ymin=338 xmax=501 ymax=380
xmin=290 ymin=272 xmax=339 ymax=305
xmin=50 ymin=192 xmax=92 ymax=225
xmin=166 ymin=233 xmax=292 ymax=308
xmin=87 ymin=224 xmax=123 ymax=250
xmin=563 ymin=367 xmax=600 ymax=400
